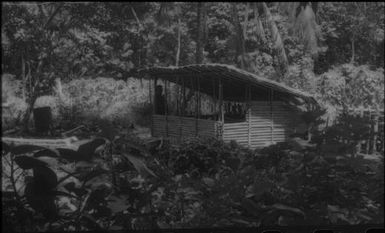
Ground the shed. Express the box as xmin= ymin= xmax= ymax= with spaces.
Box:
xmin=139 ymin=64 xmax=319 ymax=148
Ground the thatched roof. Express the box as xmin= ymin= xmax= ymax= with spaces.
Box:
xmin=139 ymin=64 xmax=318 ymax=105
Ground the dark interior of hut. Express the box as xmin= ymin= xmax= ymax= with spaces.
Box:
xmin=152 ymin=75 xmax=297 ymax=123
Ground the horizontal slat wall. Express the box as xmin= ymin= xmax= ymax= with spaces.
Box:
xmin=153 ymin=100 xmax=301 ymax=149
xmin=167 ymin=115 xmax=181 ymax=139
xmin=152 ymin=115 xmax=167 ymax=137
xmin=248 ymin=101 xmax=273 ymax=148
xmin=152 ymin=114 xmax=217 ymax=144
xmin=181 ymin=117 xmax=196 ymax=138
xmin=198 ymin=118 xmax=216 ymax=137
xmin=222 ymin=101 xmax=300 ymax=149
xmin=223 ymin=122 xmax=248 ymax=143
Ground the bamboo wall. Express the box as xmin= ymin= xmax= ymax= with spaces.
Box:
xmin=222 ymin=101 xmax=300 ymax=149
xmin=152 ymin=114 xmax=217 ymax=144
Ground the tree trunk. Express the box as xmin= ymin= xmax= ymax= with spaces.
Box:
xmin=22 ymin=93 xmax=38 ymax=133
xmin=231 ymin=3 xmax=246 ymax=69
xmin=243 ymin=3 xmax=249 ymax=39
xmin=21 ymin=61 xmax=44 ymax=133
xmin=21 ymin=55 xmax=26 ymax=100
xmin=261 ymin=2 xmax=288 ymax=75
xmin=196 ymin=2 xmax=206 ymax=64
xmin=253 ymin=3 xmax=266 ymax=43
xmin=176 ymin=18 xmax=181 ymax=67
xmin=350 ymin=35 xmax=355 ymax=64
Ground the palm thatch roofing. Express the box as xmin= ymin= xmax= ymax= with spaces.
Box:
xmin=139 ymin=63 xmax=318 ymax=105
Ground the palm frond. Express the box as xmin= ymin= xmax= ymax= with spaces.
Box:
xmin=262 ymin=2 xmax=288 ymax=73
xmin=292 ymin=3 xmax=321 ymax=58
xmin=253 ymin=3 xmax=266 ymax=43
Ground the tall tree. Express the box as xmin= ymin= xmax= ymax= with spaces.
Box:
xmin=291 ymin=2 xmax=320 ymax=59
xmin=196 ymin=2 xmax=206 ymax=64
xmin=231 ymin=3 xmax=246 ymax=69
xmin=260 ymin=2 xmax=288 ymax=75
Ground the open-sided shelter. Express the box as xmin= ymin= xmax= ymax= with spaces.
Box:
xmin=139 ymin=64 xmax=319 ymax=148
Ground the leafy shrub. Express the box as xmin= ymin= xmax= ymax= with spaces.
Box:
xmin=316 ymin=64 xmax=384 ymax=109
xmin=1 ymin=74 xmax=28 ymax=130
xmin=131 ymin=102 xmax=152 ymax=127
xmin=2 ymin=119 xmax=384 ymax=230
xmin=318 ymin=110 xmax=374 ymax=156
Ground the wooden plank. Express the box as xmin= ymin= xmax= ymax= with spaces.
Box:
xmin=224 ymin=122 xmax=249 ymax=126
xmin=250 ymin=135 xmax=277 ymax=139
xmin=223 ymin=134 xmax=248 ymax=138
xmin=249 ymin=118 xmax=271 ymax=121
xmin=223 ymin=133 xmax=248 ymax=137
xmin=223 ymin=138 xmax=248 ymax=141
xmin=223 ymin=127 xmax=249 ymax=132
xmin=250 ymin=125 xmax=272 ymax=129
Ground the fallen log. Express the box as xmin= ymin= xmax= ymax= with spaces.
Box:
xmin=61 ymin=125 xmax=86 ymax=137
xmin=2 ymin=136 xmax=81 ymax=151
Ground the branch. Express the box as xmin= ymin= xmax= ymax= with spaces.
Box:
xmin=10 ymin=155 xmax=21 ymax=201
xmin=130 ymin=5 xmax=143 ymax=31
xmin=38 ymin=4 xmax=47 ymax=18
xmin=44 ymin=3 xmax=64 ymax=29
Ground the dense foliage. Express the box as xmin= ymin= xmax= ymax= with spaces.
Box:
xmin=1 ymin=2 xmax=384 ymax=231
xmin=2 ymin=2 xmax=384 ymax=127
xmin=2 ymin=119 xmax=384 ymax=231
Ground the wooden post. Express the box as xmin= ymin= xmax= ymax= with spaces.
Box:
xmin=176 ymin=76 xmax=180 ymax=116
xmin=373 ymin=113 xmax=379 ymax=153
xmin=165 ymin=79 xmax=168 ymax=138
xmin=212 ymin=77 xmax=217 ymax=121
xmin=182 ymin=78 xmax=186 ymax=116
xmin=359 ymin=108 xmax=365 ymax=153
xmin=153 ymin=77 xmax=157 ymax=115
xmin=195 ymin=75 xmax=201 ymax=136
xmin=197 ymin=76 xmax=201 ymax=119
xmin=270 ymin=88 xmax=274 ymax=144
xmin=367 ymin=110 xmax=371 ymax=154
xmin=177 ymin=76 xmax=182 ymax=143
xmin=149 ymin=76 xmax=153 ymax=136
xmin=219 ymin=77 xmax=223 ymax=123
xmin=218 ymin=77 xmax=224 ymax=140
xmin=247 ymin=85 xmax=251 ymax=148
xmin=181 ymin=77 xmax=186 ymax=140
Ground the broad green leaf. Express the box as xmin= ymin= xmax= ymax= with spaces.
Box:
xmin=14 ymin=155 xmax=48 ymax=169
xmin=106 ymin=195 xmax=130 ymax=214
xmin=122 ymin=153 xmax=157 ymax=178
xmin=33 ymin=149 xmax=59 ymax=158
xmin=24 ymin=181 xmax=57 ymax=220
xmin=202 ymin=177 xmax=215 ymax=187
xmin=77 ymin=138 xmax=107 ymax=161
xmin=79 ymin=168 xmax=108 ymax=182
xmin=33 ymin=166 xmax=58 ymax=191
xmin=270 ymin=203 xmax=305 ymax=216
xmin=2 ymin=142 xmax=11 ymax=154
xmin=57 ymin=148 xmax=80 ymax=162
xmin=86 ymin=173 xmax=112 ymax=191
xmin=245 ymin=179 xmax=273 ymax=199
xmin=11 ymin=145 xmax=50 ymax=155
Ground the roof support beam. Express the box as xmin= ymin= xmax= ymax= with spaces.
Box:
xmin=270 ymin=88 xmax=274 ymax=144
xmin=149 ymin=75 xmax=153 ymax=137
xmin=247 ymin=85 xmax=251 ymax=148
xmin=195 ymin=75 xmax=200 ymax=136
xmin=153 ymin=77 xmax=158 ymax=114
xmin=219 ymin=76 xmax=224 ymax=123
